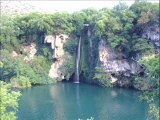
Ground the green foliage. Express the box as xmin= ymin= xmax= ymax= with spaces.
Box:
xmin=147 ymin=103 xmax=159 ymax=120
xmin=29 ymin=56 xmax=54 ymax=84
xmin=108 ymin=35 xmax=128 ymax=50
xmin=14 ymin=12 xmax=73 ymax=44
xmin=0 ymin=81 xmax=21 ymax=120
xmin=13 ymin=76 xmax=31 ymax=88
xmin=0 ymin=15 xmax=20 ymax=52
xmin=135 ymin=54 xmax=160 ymax=120
xmin=133 ymin=76 xmax=147 ymax=90
xmin=51 ymin=12 xmax=74 ymax=34
xmin=134 ymin=54 xmax=159 ymax=91
xmin=93 ymin=1 xmax=158 ymax=58
xmin=59 ymin=53 xmax=75 ymax=80
xmin=130 ymin=1 xmax=159 ymax=25
xmin=94 ymin=6 xmax=137 ymax=56
xmin=14 ymin=12 xmax=51 ymax=43
xmin=139 ymin=54 xmax=160 ymax=88
xmin=93 ymin=67 xmax=112 ymax=87
xmin=0 ymin=50 xmax=54 ymax=85
xmin=131 ymin=37 xmax=154 ymax=55
xmin=40 ymin=47 xmax=52 ymax=59
xmin=80 ymin=36 xmax=91 ymax=81
xmin=113 ymin=2 xmax=128 ymax=11
xmin=64 ymin=38 xmax=78 ymax=55
xmin=95 ymin=8 xmax=122 ymax=38
xmin=71 ymin=12 xmax=87 ymax=35
xmin=80 ymin=34 xmax=96 ymax=82
xmin=0 ymin=50 xmax=17 ymax=81
xmin=139 ymin=92 xmax=159 ymax=120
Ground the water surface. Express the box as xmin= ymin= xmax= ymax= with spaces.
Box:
xmin=18 ymin=82 xmax=148 ymax=120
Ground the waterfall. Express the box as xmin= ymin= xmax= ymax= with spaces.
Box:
xmin=74 ymin=36 xmax=81 ymax=83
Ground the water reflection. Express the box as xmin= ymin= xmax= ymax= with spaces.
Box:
xmin=111 ymin=90 xmax=117 ymax=98
xmin=18 ymin=83 xmax=148 ymax=120
xmin=50 ymin=85 xmax=65 ymax=120
xmin=76 ymin=84 xmax=80 ymax=109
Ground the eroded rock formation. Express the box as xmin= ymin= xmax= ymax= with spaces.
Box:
xmin=23 ymin=43 xmax=37 ymax=62
xmin=44 ymin=34 xmax=68 ymax=80
xmin=99 ymin=40 xmax=132 ymax=73
xmin=98 ymin=40 xmax=140 ymax=87
xmin=12 ymin=43 xmax=37 ymax=62
xmin=142 ymin=25 xmax=160 ymax=47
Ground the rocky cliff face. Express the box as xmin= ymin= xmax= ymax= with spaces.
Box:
xmin=23 ymin=43 xmax=37 ymax=62
xmin=142 ymin=25 xmax=160 ymax=47
xmin=44 ymin=34 xmax=68 ymax=80
xmin=98 ymin=40 xmax=141 ymax=87
xmin=12 ymin=43 xmax=37 ymax=62
xmin=99 ymin=40 xmax=139 ymax=74
xmin=43 ymin=25 xmax=159 ymax=86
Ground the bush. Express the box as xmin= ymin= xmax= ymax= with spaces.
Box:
xmin=16 ymin=76 xmax=31 ymax=88
xmin=147 ymin=103 xmax=159 ymax=120
xmin=64 ymin=38 xmax=78 ymax=55
xmin=0 ymin=50 xmax=55 ymax=85
xmin=40 ymin=47 xmax=53 ymax=59
xmin=59 ymin=53 xmax=75 ymax=80
xmin=29 ymin=56 xmax=54 ymax=84
xmin=136 ymin=54 xmax=160 ymax=120
xmin=0 ymin=81 xmax=21 ymax=120
xmin=138 ymin=54 xmax=160 ymax=90
xmin=93 ymin=67 xmax=112 ymax=87
xmin=0 ymin=50 xmax=17 ymax=81
xmin=132 ymin=38 xmax=154 ymax=55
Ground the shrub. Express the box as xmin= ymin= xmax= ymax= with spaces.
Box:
xmin=93 ymin=67 xmax=112 ymax=87
xmin=0 ymin=81 xmax=21 ymax=120
xmin=59 ymin=53 xmax=75 ymax=80
xmin=16 ymin=76 xmax=31 ymax=88
xmin=64 ymin=38 xmax=78 ymax=55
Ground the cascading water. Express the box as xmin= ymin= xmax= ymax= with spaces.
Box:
xmin=74 ymin=36 xmax=81 ymax=83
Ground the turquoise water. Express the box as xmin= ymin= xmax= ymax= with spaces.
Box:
xmin=18 ymin=82 xmax=148 ymax=120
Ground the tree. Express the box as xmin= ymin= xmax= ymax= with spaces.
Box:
xmin=0 ymin=15 xmax=20 ymax=52
xmin=59 ymin=53 xmax=75 ymax=80
xmin=138 ymin=54 xmax=160 ymax=120
xmin=0 ymin=81 xmax=21 ymax=120
xmin=51 ymin=12 xmax=74 ymax=35
xmin=64 ymin=38 xmax=78 ymax=55
xmin=130 ymin=1 xmax=159 ymax=26
xmin=139 ymin=54 xmax=160 ymax=89
xmin=71 ymin=11 xmax=87 ymax=35
xmin=131 ymin=37 xmax=154 ymax=55
xmin=113 ymin=2 xmax=128 ymax=11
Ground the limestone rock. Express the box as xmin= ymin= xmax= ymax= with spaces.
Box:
xmin=12 ymin=51 xmax=18 ymax=58
xmin=23 ymin=43 xmax=37 ymax=62
xmin=110 ymin=76 xmax=118 ymax=83
xmin=98 ymin=40 xmax=132 ymax=74
xmin=142 ymin=25 xmax=160 ymax=47
xmin=44 ymin=34 xmax=68 ymax=80
xmin=98 ymin=40 xmax=141 ymax=87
